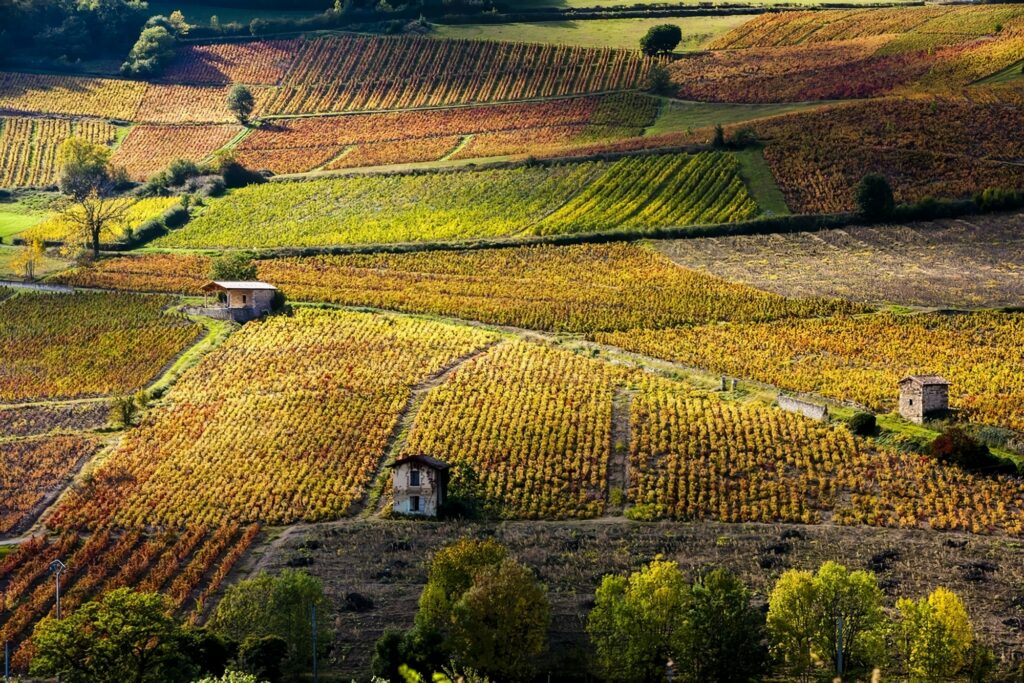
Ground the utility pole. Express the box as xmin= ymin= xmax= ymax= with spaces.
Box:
xmin=836 ymin=615 xmax=844 ymax=679
xmin=5 ymin=639 xmax=10 ymax=683
xmin=50 ymin=559 xmax=66 ymax=620
xmin=312 ymin=604 xmax=318 ymax=683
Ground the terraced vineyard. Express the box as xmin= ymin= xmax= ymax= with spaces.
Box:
xmin=53 ymin=244 xmax=862 ymax=330
xmin=629 ymin=376 xmax=1024 ymax=534
xmin=752 ymin=98 xmax=1024 ymax=212
xmin=155 ymin=152 xmax=758 ymax=248
xmin=48 ymin=309 xmax=498 ymax=530
xmin=0 ymin=117 xmax=117 ymax=188
xmin=262 ymin=34 xmax=652 ymax=115
xmin=402 ymin=340 xmax=630 ymax=518
xmin=112 ymin=124 xmax=242 ymax=181
xmin=0 ymin=524 xmax=259 ymax=667
xmin=0 ymin=72 xmax=146 ymax=120
xmin=599 ymin=311 xmax=1024 ymax=433
xmin=235 ymin=93 xmax=658 ymax=174
xmin=0 ymin=292 xmax=200 ymax=402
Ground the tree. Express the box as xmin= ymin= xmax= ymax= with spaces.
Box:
xmin=238 ymin=635 xmax=288 ymax=683
xmin=640 ymin=24 xmax=682 ymax=56
xmin=10 ymin=240 xmax=45 ymax=281
xmin=645 ymin=63 xmax=672 ymax=94
xmin=58 ymin=137 xmax=111 ymax=200
xmin=228 ymin=85 xmax=256 ymax=125
xmin=449 ymin=558 xmax=550 ymax=681
xmin=413 ymin=540 xmax=548 ymax=681
xmin=712 ymin=124 xmax=726 ymax=149
xmin=855 ymin=174 xmax=895 ymax=222
xmin=416 ymin=538 xmax=508 ymax=634
xmin=30 ymin=589 xmax=195 ymax=683
xmin=121 ymin=25 xmax=177 ymax=77
xmin=208 ymin=570 xmax=329 ymax=676
xmin=767 ymin=562 xmax=886 ymax=680
xmin=210 ymin=252 xmax=258 ymax=281
xmin=56 ymin=190 xmax=133 ymax=257
xmin=372 ymin=626 xmax=449 ymax=682
xmin=682 ymin=568 xmax=767 ymax=683
xmin=587 ymin=558 xmax=692 ymax=683
xmin=895 ymin=588 xmax=974 ymax=682
xmin=56 ymin=137 xmax=132 ymax=257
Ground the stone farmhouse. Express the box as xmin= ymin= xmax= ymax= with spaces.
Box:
xmin=199 ymin=281 xmax=277 ymax=323
xmin=389 ymin=454 xmax=450 ymax=517
xmin=898 ymin=375 xmax=951 ymax=424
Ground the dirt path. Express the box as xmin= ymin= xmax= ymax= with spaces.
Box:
xmin=351 ymin=339 xmax=505 ymax=518
xmin=606 ymin=387 xmax=635 ymax=517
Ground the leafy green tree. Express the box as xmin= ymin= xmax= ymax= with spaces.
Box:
xmin=210 ymin=252 xmax=258 ymax=281
xmin=238 ymin=635 xmax=288 ymax=683
xmin=121 ymin=24 xmax=177 ymax=77
xmin=765 ymin=569 xmax=818 ymax=679
xmin=194 ymin=672 xmax=264 ymax=683
xmin=896 ymin=588 xmax=974 ymax=682
xmin=209 ymin=570 xmax=329 ymax=675
xmin=449 ymin=558 xmax=550 ymax=681
xmin=228 ymin=84 xmax=256 ymax=125
xmin=767 ymin=562 xmax=886 ymax=680
xmin=414 ymin=540 xmax=548 ymax=681
xmin=30 ymin=589 xmax=194 ymax=683
xmin=416 ymin=538 xmax=508 ymax=634
xmin=587 ymin=558 xmax=692 ymax=682
xmin=855 ymin=174 xmax=895 ymax=221
xmin=372 ymin=625 xmax=449 ymax=681
xmin=682 ymin=568 xmax=767 ymax=683
xmin=848 ymin=412 xmax=877 ymax=436
xmin=640 ymin=24 xmax=682 ymax=56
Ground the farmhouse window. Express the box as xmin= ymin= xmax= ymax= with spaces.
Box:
xmin=909 ymin=399 xmax=914 ymax=406
xmin=410 ymin=496 xmax=420 ymax=512
xmin=242 ymin=294 xmax=247 ymax=305
xmin=410 ymin=469 xmax=421 ymax=486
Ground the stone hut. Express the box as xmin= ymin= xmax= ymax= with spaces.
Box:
xmin=199 ymin=281 xmax=277 ymax=323
xmin=898 ymin=375 xmax=951 ymax=424
xmin=388 ymin=454 xmax=450 ymax=517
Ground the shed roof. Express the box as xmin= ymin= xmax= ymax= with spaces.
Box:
xmin=202 ymin=281 xmax=278 ymax=292
xmin=899 ymin=375 xmax=951 ymax=386
xmin=388 ymin=454 xmax=451 ymax=470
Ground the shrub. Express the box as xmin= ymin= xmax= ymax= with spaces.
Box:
xmin=645 ymin=64 xmax=672 ymax=94
xmin=210 ymin=252 xmax=257 ymax=281
xmin=855 ymin=174 xmax=895 ymax=222
xmin=121 ymin=25 xmax=177 ymax=77
xmin=930 ymin=427 xmax=1015 ymax=474
xmin=848 ymin=412 xmax=877 ymax=436
xmin=640 ymin=24 xmax=682 ymax=56
xmin=238 ymin=635 xmax=287 ymax=683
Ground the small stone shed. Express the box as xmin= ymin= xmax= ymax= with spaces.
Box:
xmin=388 ymin=454 xmax=450 ymax=517
xmin=199 ymin=281 xmax=277 ymax=323
xmin=898 ymin=375 xmax=951 ymax=424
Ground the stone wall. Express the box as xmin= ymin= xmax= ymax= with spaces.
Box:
xmin=777 ymin=394 xmax=829 ymax=421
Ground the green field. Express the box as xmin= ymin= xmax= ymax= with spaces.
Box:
xmin=646 ymin=100 xmax=828 ymax=136
xmin=154 ymin=152 xmax=760 ymax=249
xmin=734 ymin=148 xmax=789 ymax=216
xmin=432 ymin=16 xmax=752 ymax=50
xmin=0 ymin=210 xmax=44 ymax=241
xmin=973 ymin=59 xmax=1024 ymax=85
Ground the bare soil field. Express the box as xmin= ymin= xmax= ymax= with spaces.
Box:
xmin=653 ymin=212 xmax=1024 ymax=308
xmin=248 ymin=520 xmax=1024 ymax=680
